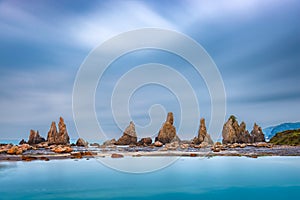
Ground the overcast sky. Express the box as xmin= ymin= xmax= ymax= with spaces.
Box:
xmin=0 ymin=0 xmax=299 ymax=141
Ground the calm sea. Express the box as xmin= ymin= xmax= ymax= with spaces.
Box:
xmin=0 ymin=157 xmax=299 ymax=199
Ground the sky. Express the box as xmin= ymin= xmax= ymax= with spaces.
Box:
xmin=0 ymin=0 xmax=299 ymax=142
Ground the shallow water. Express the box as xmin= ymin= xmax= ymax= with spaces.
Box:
xmin=0 ymin=157 xmax=299 ymax=199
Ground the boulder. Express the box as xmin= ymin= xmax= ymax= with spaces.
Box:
xmin=51 ymin=146 xmax=73 ymax=153
xmin=7 ymin=146 xmax=19 ymax=154
xmin=157 ymin=112 xmax=178 ymax=144
xmin=154 ymin=141 xmax=163 ymax=147
xmin=251 ymin=123 xmax=265 ymax=143
xmin=111 ymin=153 xmax=124 ymax=158
xmin=76 ymin=138 xmax=88 ymax=147
xmin=47 ymin=117 xmax=70 ymax=145
xmin=193 ymin=118 xmax=213 ymax=145
xmin=28 ymin=130 xmax=46 ymax=145
xmin=138 ymin=137 xmax=152 ymax=146
xmin=102 ymin=139 xmax=116 ymax=146
xmin=115 ymin=121 xmax=137 ymax=145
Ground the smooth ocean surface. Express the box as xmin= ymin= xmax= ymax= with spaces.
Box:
xmin=0 ymin=156 xmax=300 ymax=199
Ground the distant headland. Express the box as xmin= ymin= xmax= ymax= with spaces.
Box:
xmin=1 ymin=113 xmax=299 ymax=161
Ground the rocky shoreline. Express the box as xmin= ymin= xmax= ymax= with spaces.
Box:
xmin=1 ymin=114 xmax=299 ymax=162
xmin=1 ymin=142 xmax=300 ymax=162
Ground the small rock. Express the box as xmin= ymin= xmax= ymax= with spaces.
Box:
xmin=154 ymin=141 xmax=163 ymax=147
xmin=111 ymin=153 xmax=124 ymax=158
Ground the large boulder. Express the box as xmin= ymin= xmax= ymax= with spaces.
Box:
xmin=115 ymin=121 xmax=137 ymax=145
xmin=28 ymin=130 xmax=45 ymax=145
xmin=76 ymin=138 xmax=88 ymax=147
xmin=47 ymin=117 xmax=70 ymax=145
xmin=251 ymin=123 xmax=265 ymax=143
xmin=193 ymin=118 xmax=213 ymax=145
xmin=157 ymin=112 xmax=178 ymax=144
xmin=138 ymin=137 xmax=152 ymax=146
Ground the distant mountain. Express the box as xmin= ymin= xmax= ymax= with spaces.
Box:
xmin=263 ymin=122 xmax=300 ymax=141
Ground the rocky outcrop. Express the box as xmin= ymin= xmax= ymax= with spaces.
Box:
xmin=47 ymin=117 xmax=70 ymax=145
xmin=28 ymin=130 xmax=45 ymax=145
xmin=157 ymin=112 xmax=178 ymax=144
xmin=222 ymin=116 xmax=240 ymax=144
xmin=237 ymin=122 xmax=252 ymax=143
xmin=193 ymin=118 xmax=213 ymax=145
xmin=251 ymin=123 xmax=265 ymax=143
xmin=222 ymin=116 xmax=265 ymax=144
xmin=115 ymin=121 xmax=137 ymax=145
xmin=76 ymin=138 xmax=88 ymax=147
xmin=19 ymin=139 xmax=27 ymax=145
xmin=138 ymin=137 xmax=152 ymax=146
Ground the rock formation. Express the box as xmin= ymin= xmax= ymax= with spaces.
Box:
xmin=138 ymin=137 xmax=152 ymax=146
xmin=47 ymin=117 xmax=70 ymax=145
xmin=237 ymin=122 xmax=252 ymax=143
xmin=19 ymin=139 xmax=27 ymax=145
xmin=251 ymin=123 xmax=265 ymax=143
xmin=157 ymin=112 xmax=178 ymax=144
xmin=193 ymin=118 xmax=213 ymax=145
xmin=115 ymin=121 xmax=137 ymax=145
xmin=76 ymin=138 xmax=88 ymax=147
xmin=28 ymin=130 xmax=45 ymax=145
xmin=222 ymin=116 xmax=265 ymax=144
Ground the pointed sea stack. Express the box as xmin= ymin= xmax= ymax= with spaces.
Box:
xmin=157 ymin=112 xmax=178 ymax=144
xmin=115 ymin=121 xmax=138 ymax=145
xmin=251 ymin=123 xmax=265 ymax=143
xmin=47 ymin=117 xmax=70 ymax=145
xmin=28 ymin=130 xmax=45 ymax=145
xmin=193 ymin=118 xmax=213 ymax=145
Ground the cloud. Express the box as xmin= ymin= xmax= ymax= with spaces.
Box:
xmin=68 ymin=1 xmax=178 ymax=48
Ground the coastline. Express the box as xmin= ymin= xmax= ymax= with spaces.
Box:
xmin=1 ymin=144 xmax=300 ymax=162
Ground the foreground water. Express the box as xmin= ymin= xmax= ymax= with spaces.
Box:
xmin=0 ymin=157 xmax=299 ymax=199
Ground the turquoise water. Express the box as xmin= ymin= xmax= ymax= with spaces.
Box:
xmin=0 ymin=157 xmax=300 ymax=199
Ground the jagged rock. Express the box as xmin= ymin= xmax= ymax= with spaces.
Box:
xmin=115 ymin=121 xmax=137 ymax=145
xmin=251 ymin=123 xmax=265 ymax=143
xmin=76 ymin=138 xmax=88 ymax=147
xmin=28 ymin=130 xmax=45 ymax=145
xmin=222 ymin=116 xmax=253 ymax=144
xmin=47 ymin=117 xmax=70 ymax=145
xmin=157 ymin=112 xmax=178 ymax=144
xmin=138 ymin=137 xmax=152 ymax=146
xmin=193 ymin=118 xmax=213 ymax=145
xmin=237 ymin=122 xmax=252 ymax=143
xmin=19 ymin=139 xmax=27 ymax=145
xmin=222 ymin=116 xmax=240 ymax=144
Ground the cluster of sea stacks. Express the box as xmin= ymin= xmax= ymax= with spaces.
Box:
xmin=3 ymin=112 xmax=296 ymax=161
xmin=102 ymin=112 xmax=266 ymax=149
xmin=0 ymin=117 xmax=88 ymax=158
